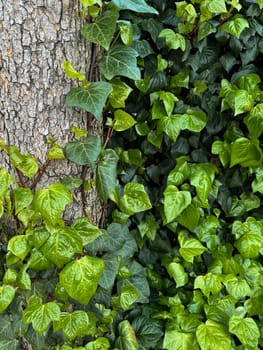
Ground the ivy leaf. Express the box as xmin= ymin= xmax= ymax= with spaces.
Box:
xmin=13 ymin=188 xmax=33 ymax=215
xmin=59 ymin=256 xmax=104 ymax=304
xmin=23 ymin=296 xmax=60 ymax=335
xmin=230 ymin=138 xmax=262 ymax=167
xmin=194 ymin=273 xmax=222 ymax=297
xmin=61 ymin=61 xmax=85 ymax=80
xmin=115 ymin=320 xmax=139 ymax=350
xmin=112 ymin=0 xmax=158 ymax=14
xmin=234 ymin=232 xmax=262 ymax=258
xmin=220 ymin=15 xmax=249 ymax=38
xmin=182 ymin=110 xmax=207 ymax=132
xmin=0 ymin=168 xmax=12 ymax=199
xmin=120 ymin=183 xmax=152 ymax=215
xmin=82 ymin=10 xmax=119 ymax=50
xmin=9 ymin=146 xmax=39 ymax=179
xmin=118 ymin=20 xmax=134 ymax=46
xmin=40 ymin=227 xmax=83 ymax=268
xmin=244 ymin=103 xmax=263 ymax=138
xmin=109 ymin=79 xmax=133 ymax=108
xmin=167 ymin=262 xmax=188 ymax=287
xmin=163 ymin=330 xmax=198 ymax=350
xmin=223 ymin=277 xmax=251 ymax=300
xmin=66 ymin=82 xmax=113 ymax=120
xmin=100 ymin=45 xmax=141 ymax=80
xmin=113 ymin=110 xmax=137 ymax=131
xmin=159 ymin=29 xmax=186 ymax=51
xmin=120 ymin=284 xmax=141 ymax=310
xmin=8 ymin=235 xmax=31 ymax=260
xmin=179 ymin=236 xmax=207 ymax=263
xmin=0 ymin=285 xmax=15 ymax=313
xmin=164 ymin=185 xmax=191 ymax=223
xmin=64 ymin=136 xmax=101 ymax=168
xmin=96 ymin=149 xmax=119 ymax=202
xmin=53 ymin=310 xmax=96 ymax=341
xmin=71 ymin=217 xmax=102 ymax=246
xmin=196 ymin=320 xmax=231 ymax=350
xmin=157 ymin=115 xmax=183 ymax=141
xmin=33 ymin=184 xmax=71 ymax=225
xmin=229 ymin=316 xmax=260 ymax=349
xmin=198 ymin=22 xmax=216 ymax=41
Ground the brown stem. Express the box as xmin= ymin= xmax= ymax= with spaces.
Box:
xmin=15 ymin=168 xmax=26 ymax=187
xmin=80 ymin=165 xmax=88 ymax=213
xmin=103 ymin=127 xmax=113 ymax=149
xmin=30 ymin=159 xmax=50 ymax=190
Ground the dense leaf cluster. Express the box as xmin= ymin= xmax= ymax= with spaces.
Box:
xmin=1 ymin=0 xmax=263 ymax=349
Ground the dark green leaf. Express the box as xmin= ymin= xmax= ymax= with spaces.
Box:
xmin=112 ymin=0 xmax=158 ymax=14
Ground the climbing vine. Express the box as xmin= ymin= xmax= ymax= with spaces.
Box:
xmin=1 ymin=0 xmax=263 ymax=349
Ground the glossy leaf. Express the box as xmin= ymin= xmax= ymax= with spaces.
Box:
xmin=244 ymin=103 xmax=263 ymax=138
xmin=196 ymin=320 xmax=231 ymax=350
xmin=179 ymin=237 xmax=207 ymax=263
xmin=229 ymin=316 xmax=260 ymax=349
xmin=59 ymin=256 xmax=104 ymax=304
xmin=120 ymin=284 xmax=141 ymax=310
xmin=82 ymin=10 xmax=119 ymax=50
xmin=194 ymin=273 xmax=222 ymax=297
xmin=230 ymin=138 xmax=262 ymax=167
xmin=71 ymin=217 xmax=102 ymax=245
xmin=120 ymin=183 xmax=152 ymax=215
xmin=33 ymin=184 xmax=71 ymax=224
xmin=163 ymin=330 xmax=198 ymax=350
xmin=8 ymin=235 xmax=30 ymax=260
xmin=159 ymin=29 xmax=186 ymax=51
xmin=113 ymin=110 xmax=137 ymax=131
xmin=13 ymin=188 xmax=33 ymax=214
xmin=64 ymin=136 xmax=101 ymax=168
xmin=167 ymin=262 xmax=188 ymax=287
xmin=0 ymin=285 xmax=15 ymax=313
xmin=23 ymin=296 xmax=60 ymax=335
xmin=61 ymin=61 xmax=85 ymax=80
xmin=66 ymin=82 xmax=113 ymax=120
xmin=115 ymin=320 xmax=139 ymax=350
xmin=109 ymin=79 xmax=133 ymax=108
xmin=164 ymin=185 xmax=191 ymax=223
xmin=0 ymin=168 xmax=12 ymax=198
xmin=9 ymin=146 xmax=39 ymax=179
xmin=220 ymin=15 xmax=249 ymax=38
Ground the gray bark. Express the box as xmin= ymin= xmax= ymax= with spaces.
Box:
xmin=0 ymin=0 xmax=101 ymax=224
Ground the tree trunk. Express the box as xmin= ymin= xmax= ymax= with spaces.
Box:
xmin=0 ymin=0 xmax=101 ymax=224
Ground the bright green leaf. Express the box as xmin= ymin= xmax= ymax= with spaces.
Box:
xmin=163 ymin=330 xmax=198 ymax=350
xmin=62 ymin=61 xmax=85 ymax=80
xmin=33 ymin=183 xmax=71 ymax=224
xmin=194 ymin=273 xmax=222 ymax=297
xmin=0 ymin=168 xmax=12 ymax=199
xmin=113 ymin=110 xmax=137 ymax=131
xmin=13 ymin=188 xmax=33 ymax=215
xmin=8 ymin=235 xmax=30 ymax=260
xmin=120 ymin=284 xmax=141 ymax=310
xmin=244 ymin=103 xmax=263 ymax=138
xmin=220 ymin=15 xmax=249 ymax=38
xmin=164 ymin=185 xmax=191 ymax=223
xmin=179 ymin=236 xmax=207 ymax=263
xmin=120 ymin=183 xmax=152 ymax=215
xmin=9 ymin=146 xmax=39 ymax=179
xmin=109 ymin=79 xmax=133 ymax=108
xmin=59 ymin=256 xmax=104 ymax=304
xmin=230 ymin=138 xmax=262 ymax=167
xmin=229 ymin=316 xmax=260 ymax=349
xmin=167 ymin=262 xmax=188 ymax=287
xmin=159 ymin=29 xmax=186 ymax=51
xmin=72 ymin=217 xmax=102 ymax=246
xmin=115 ymin=320 xmax=139 ymax=350
xmin=0 ymin=285 xmax=15 ymax=313
xmin=196 ymin=320 xmax=231 ymax=350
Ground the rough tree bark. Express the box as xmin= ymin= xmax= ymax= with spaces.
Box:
xmin=0 ymin=0 xmax=101 ymax=224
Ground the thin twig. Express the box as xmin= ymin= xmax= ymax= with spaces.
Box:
xmin=30 ymin=159 xmax=50 ymax=189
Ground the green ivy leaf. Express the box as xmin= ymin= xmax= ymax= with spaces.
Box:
xmin=66 ymin=82 xmax=113 ymax=120
xmin=115 ymin=320 xmax=139 ymax=350
xmin=244 ymin=103 xmax=263 ymax=138
xmin=120 ymin=284 xmax=141 ymax=310
xmin=82 ymin=10 xmax=119 ymax=50
xmin=17 ymin=266 xmax=31 ymax=290
xmin=194 ymin=273 xmax=222 ymax=297
xmin=164 ymin=185 xmax=191 ymax=223
xmin=33 ymin=184 xmax=71 ymax=224
xmin=9 ymin=146 xmax=39 ymax=179
xmin=59 ymin=256 xmax=104 ymax=304
xmin=100 ymin=45 xmax=141 ymax=80
xmin=159 ymin=29 xmax=186 ymax=51
xmin=137 ymin=213 xmax=159 ymax=240
xmin=40 ymin=227 xmax=83 ymax=268
xmin=220 ymin=15 xmax=249 ymax=38
xmin=182 ymin=110 xmax=207 ymax=132
xmin=64 ymin=136 xmax=101 ymax=168
xmin=109 ymin=79 xmax=133 ymax=108
xmin=157 ymin=115 xmax=182 ymax=141
xmin=234 ymin=232 xmax=262 ymax=258
xmin=229 ymin=316 xmax=260 ymax=349
xmin=0 ymin=168 xmax=12 ymax=199
xmin=113 ymin=110 xmax=137 ymax=131
xmin=112 ymin=0 xmax=158 ymax=14
xmin=120 ymin=183 xmax=152 ymax=215
xmin=230 ymin=138 xmax=262 ymax=167
xmin=177 ymin=203 xmax=201 ymax=232
xmin=196 ymin=320 xmax=231 ymax=350
xmin=8 ymin=235 xmax=30 ymax=260
xmin=71 ymin=217 xmax=102 ymax=246
xmin=163 ymin=330 xmax=198 ymax=350
xmin=86 ymin=338 xmax=111 ymax=350
xmin=167 ymin=262 xmax=188 ymax=288
xmin=118 ymin=20 xmax=134 ymax=46
xmin=53 ymin=310 xmax=96 ymax=341
xmin=96 ymin=149 xmax=119 ymax=202
xmin=198 ymin=22 xmax=216 ymax=41
xmin=23 ymin=296 xmax=60 ymax=335
xmin=61 ymin=61 xmax=85 ymax=80
xmin=0 ymin=285 xmax=15 ymax=313
xmin=13 ymin=188 xmax=33 ymax=215
xmin=223 ymin=277 xmax=251 ymax=299
xmin=179 ymin=236 xmax=207 ymax=263
xmin=47 ymin=144 xmax=65 ymax=160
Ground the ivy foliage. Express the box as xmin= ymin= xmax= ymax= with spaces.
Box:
xmin=1 ymin=0 xmax=263 ymax=349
